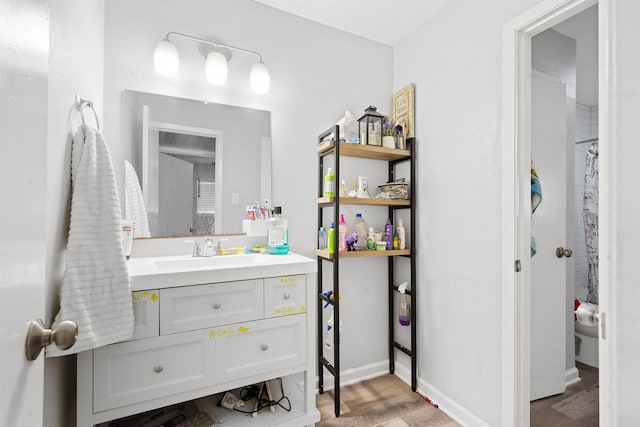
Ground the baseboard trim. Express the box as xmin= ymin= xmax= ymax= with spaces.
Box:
xmin=566 ymin=366 xmax=581 ymax=386
xmin=321 ymin=359 xmax=491 ymax=427
xmin=315 ymin=360 xmax=389 ymax=391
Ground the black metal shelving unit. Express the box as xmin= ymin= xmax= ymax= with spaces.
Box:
xmin=316 ymin=125 xmax=417 ymax=417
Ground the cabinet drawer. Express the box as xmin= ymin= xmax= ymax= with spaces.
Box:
xmin=93 ymin=330 xmax=211 ymax=412
xmin=214 ymin=315 xmax=306 ymax=382
xmin=160 ymin=279 xmax=263 ymax=334
xmin=264 ymin=275 xmax=307 ymax=318
xmin=128 ymin=290 xmax=159 ymax=341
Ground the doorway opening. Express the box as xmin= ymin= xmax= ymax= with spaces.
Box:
xmin=500 ymin=0 xmax=600 ymax=425
xmin=529 ymin=6 xmax=599 ymax=426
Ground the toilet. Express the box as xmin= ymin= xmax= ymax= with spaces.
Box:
xmin=575 ymin=300 xmax=599 ymax=368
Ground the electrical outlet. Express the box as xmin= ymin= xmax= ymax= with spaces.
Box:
xmin=232 ymin=193 xmax=240 ymax=205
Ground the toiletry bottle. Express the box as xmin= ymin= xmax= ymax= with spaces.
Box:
xmin=318 ymin=226 xmax=327 ymax=250
xmin=353 ymin=213 xmax=367 ymax=250
xmin=324 ymin=167 xmax=335 ymax=197
xmin=384 ymin=218 xmax=394 ymax=250
xmin=367 ymin=227 xmax=375 ymax=250
xmin=393 ymin=229 xmax=399 ymax=250
xmin=325 ymin=309 xmax=343 ymax=350
xmin=397 ymin=218 xmax=406 ymax=250
xmin=339 ymin=179 xmax=348 ymax=197
xmin=398 ymin=282 xmax=411 ymax=326
xmin=338 ymin=214 xmax=347 ymax=252
xmin=267 ymin=206 xmax=289 ymax=254
xmin=328 ymin=222 xmax=335 ymax=254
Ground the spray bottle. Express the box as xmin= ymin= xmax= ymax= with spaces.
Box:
xmin=323 ymin=291 xmax=343 ymax=350
xmin=398 ymin=282 xmax=411 ymax=326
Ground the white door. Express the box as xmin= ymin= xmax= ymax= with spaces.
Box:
xmin=0 ymin=2 xmax=49 ymax=424
xmin=530 ymin=74 xmax=568 ymax=400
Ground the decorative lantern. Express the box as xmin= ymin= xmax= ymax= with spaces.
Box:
xmin=358 ymin=105 xmax=384 ymax=146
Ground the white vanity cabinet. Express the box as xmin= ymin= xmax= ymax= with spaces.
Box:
xmin=77 ymin=257 xmax=319 ymax=427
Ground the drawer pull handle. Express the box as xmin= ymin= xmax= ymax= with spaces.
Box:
xmin=212 ymin=302 xmax=221 ymax=310
xmin=153 ymin=364 xmax=164 ymax=373
xmin=260 ymin=344 xmax=269 ymax=351
xmin=283 ymin=292 xmax=291 ymax=300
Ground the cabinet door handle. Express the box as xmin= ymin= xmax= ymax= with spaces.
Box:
xmin=212 ymin=302 xmax=221 ymax=310
xmin=283 ymin=292 xmax=291 ymax=300
xmin=153 ymin=364 xmax=164 ymax=373
xmin=260 ymin=344 xmax=269 ymax=351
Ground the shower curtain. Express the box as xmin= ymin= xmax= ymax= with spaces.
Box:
xmin=583 ymin=140 xmax=599 ymax=304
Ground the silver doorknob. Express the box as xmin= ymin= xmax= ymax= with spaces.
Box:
xmin=25 ymin=319 xmax=78 ymax=361
xmin=556 ymin=247 xmax=573 ymax=258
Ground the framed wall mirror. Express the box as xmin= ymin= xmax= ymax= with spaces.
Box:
xmin=122 ymin=90 xmax=272 ymax=238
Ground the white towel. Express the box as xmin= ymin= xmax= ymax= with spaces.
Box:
xmin=47 ymin=125 xmax=134 ymax=356
xmin=124 ymin=160 xmax=151 ymax=238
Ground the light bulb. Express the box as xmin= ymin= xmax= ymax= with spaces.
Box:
xmin=250 ymin=61 xmax=270 ymax=94
xmin=153 ymin=39 xmax=179 ymax=77
xmin=205 ymin=51 xmax=228 ymax=86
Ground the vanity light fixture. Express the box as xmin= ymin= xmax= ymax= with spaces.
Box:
xmin=153 ymin=32 xmax=270 ymax=94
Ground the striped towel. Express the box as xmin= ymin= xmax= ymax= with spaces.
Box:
xmin=47 ymin=125 xmax=134 ymax=356
xmin=124 ymin=160 xmax=151 ymax=238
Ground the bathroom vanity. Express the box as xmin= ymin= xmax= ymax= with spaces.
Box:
xmin=77 ymin=252 xmax=319 ymax=427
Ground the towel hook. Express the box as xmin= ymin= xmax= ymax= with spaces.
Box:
xmin=75 ymin=95 xmax=100 ymax=130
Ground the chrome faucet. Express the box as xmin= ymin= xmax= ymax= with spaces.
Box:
xmin=185 ymin=238 xmax=228 ymax=257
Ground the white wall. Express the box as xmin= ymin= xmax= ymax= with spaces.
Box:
xmin=103 ymin=0 xmax=394 ymax=378
xmin=45 ymin=1 xmax=104 ymax=426
xmin=393 ymin=0 xmax=550 ymax=425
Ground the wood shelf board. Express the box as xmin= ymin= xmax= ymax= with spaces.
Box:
xmin=317 ymin=141 xmax=410 ymax=161
xmin=316 ymin=249 xmax=411 ymax=259
xmin=317 ymin=196 xmax=410 ymax=206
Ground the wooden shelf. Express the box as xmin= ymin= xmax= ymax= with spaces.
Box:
xmin=316 ymin=248 xmax=411 ymax=259
xmin=317 ymin=140 xmax=410 ymax=161
xmin=317 ymin=196 xmax=410 ymax=207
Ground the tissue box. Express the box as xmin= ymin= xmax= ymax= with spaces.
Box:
xmin=242 ymin=219 xmax=268 ymax=237
xmin=376 ymin=180 xmax=409 ymax=199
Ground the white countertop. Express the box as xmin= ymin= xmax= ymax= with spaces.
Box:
xmin=127 ymin=252 xmax=316 ymax=291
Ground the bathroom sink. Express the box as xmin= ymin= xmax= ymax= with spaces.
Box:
xmin=154 ymin=253 xmax=264 ymax=271
xmin=128 ymin=251 xmax=316 ymax=291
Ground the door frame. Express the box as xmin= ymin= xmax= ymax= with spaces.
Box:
xmin=500 ymin=0 xmax=600 ymax=425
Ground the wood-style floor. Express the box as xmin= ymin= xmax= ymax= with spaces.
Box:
xmin=317 ymin=363 xmax=599 ymax=427
xmin=531 ymin=362 xmax=599 ymax=427
xmin=317 ymin=375 xmax=460 ymax=427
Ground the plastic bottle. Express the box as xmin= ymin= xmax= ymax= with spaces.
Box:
xmin=367 ymin=227 xmax=375 ymax=250
xmin=324 ymin=167 xmax=335 ymax=197
xmin=325 ymin=310 xmax=343 ymax=350
xmin=353 ymin=213 xmax=368 ymax=250
xmin=393 ymin=229 xmax=399 ymax=250
xmin=328 ymin=222 xmax=335 ymax=254
xmin=267 ymin=206 xmax=289 ymax=254
xmin=397 ymin=218 xmax=406 ymax=250
xmin=338 ymin=213 xmax=347 ymax=252
xmin=384 ymin=218 xmax=394 ymax=250
xmin=398 ymin=282 xmax=411 ymax=326
xmin=318 ymin=226 xmax=327 ymax=250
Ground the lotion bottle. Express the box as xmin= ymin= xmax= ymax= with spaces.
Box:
xmin=338 ymin=214 xmax=347 ymax=252
xmin=367 ymin=227 xmax=375 ymax=250
xmin=397 ymin=218 xmax=406 ymax=250
xmin=324 ymin=167 xmax=335 ymax=197
xmin=384 ymin=218 xmax=393 ymax=250
xmin=328 ymin=222 xmax=335 ymax=254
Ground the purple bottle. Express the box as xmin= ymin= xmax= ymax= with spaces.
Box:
xmin=398 ymin=282 xmax=411 ymax=326
xmin=384 ymin=218 xmax=394 ymax=250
